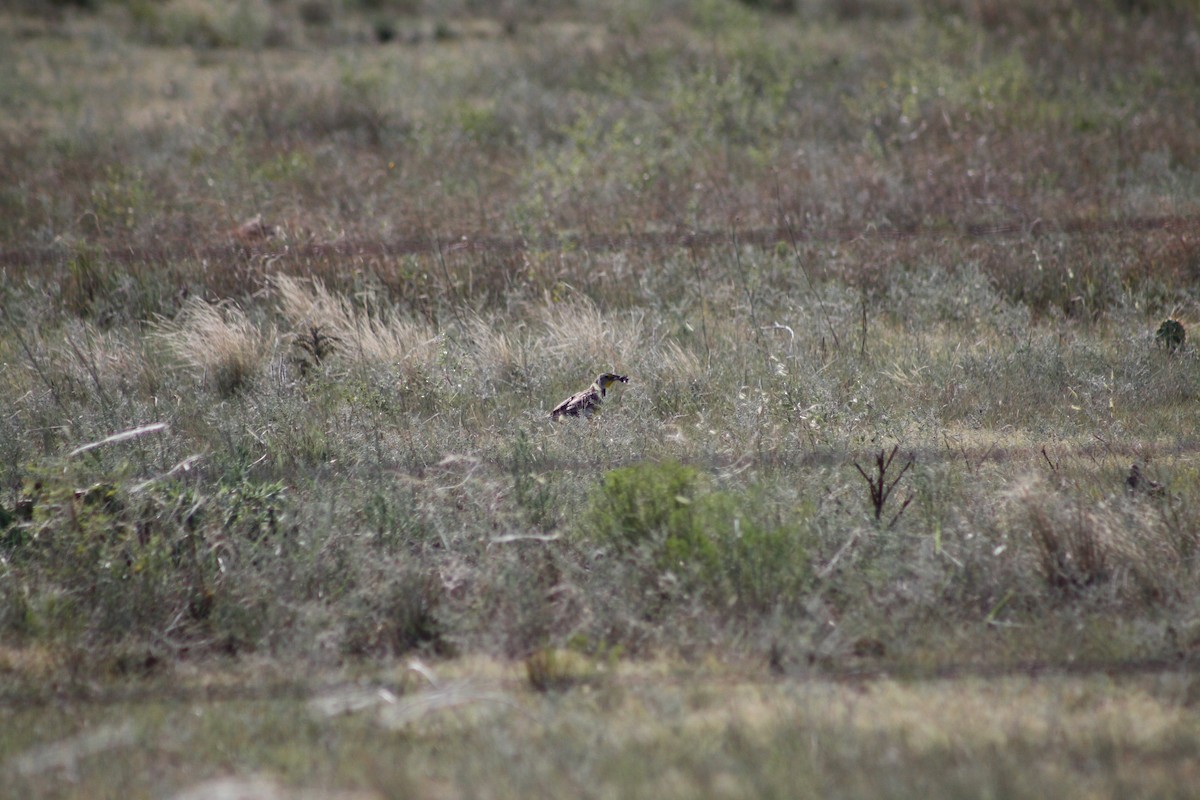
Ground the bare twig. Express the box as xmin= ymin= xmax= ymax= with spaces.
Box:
xmin=488 ymin=532 xmax=561 ymax=547
xmin=859 ymin=291 xmax=868 ymax=357
xmin=686 ymin=240 xmax=712 ymax=369
xmin=854 ymin=445 xmax=914 ymax=526
xmin=131 ymin=453 xmax=204 ymax=493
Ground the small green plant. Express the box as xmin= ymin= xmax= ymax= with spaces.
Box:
xmin=1155 ymin=318 xmax=1186 ymax=352
xmin=584 ymin=462 xmax=811 ymax=613
xmin=363 ymin=484 xmax=428 ymax=549
xmin=525 ymin=646 xmax=603 ymax=693
xmin=585 ymin=460 xmax=712 ymax=570
xmin=215 ymin=474 xmax=286 ymax=542
xmin=509 ymin=430 xmax=557 ymax=531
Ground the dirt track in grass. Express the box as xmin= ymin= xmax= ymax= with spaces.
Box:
xmin=3 ymin=213 xmax=1197 ymax=270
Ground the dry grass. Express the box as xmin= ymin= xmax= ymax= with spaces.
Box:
xmin=537 ymin=296 xmax=642 ymax=372
xmin=1006 ymin=473 xmax=1199 ymax=603
xmin=3 ymin=2 xmax=1200 ymax=796
xmin=4 ymin=660 xmax=1200 ymax=799
xmin=274 ymin=274 xmax=440 ymax=371
xmin=155 ymin=296 xmax=270 ymax=397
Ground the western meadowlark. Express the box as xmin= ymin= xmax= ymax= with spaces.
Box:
xmin=550 ymin=372 xmax=628 ymax=420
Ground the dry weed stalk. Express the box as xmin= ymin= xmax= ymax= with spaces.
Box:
xmin=854 ymin=445 xmax=914 ymax=528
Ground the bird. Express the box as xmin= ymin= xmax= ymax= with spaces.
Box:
xmin=1126 ymin=463 xmax=1165 ymax=498
xmin=550 ymin=372 xmax=629 ymax=420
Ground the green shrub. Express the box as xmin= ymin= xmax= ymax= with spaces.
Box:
xmin=690 ymin=491 xmax=813 ymax=614
xmin=0 ymin=471 xmax=191 ymax=642
xmin=0 ymin=461 xmax=299 ymax=654
xmin=583 ymin=461 xmax=811 ymax=614
xmin=585 ymin=460 xmax=713 ymax=570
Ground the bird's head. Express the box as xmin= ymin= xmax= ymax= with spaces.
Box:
xmin=596 ymin=373 xmax=629 ymax=390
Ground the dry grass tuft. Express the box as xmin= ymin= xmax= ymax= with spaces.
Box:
xmin=465 ymin=314 xmax=533 ymax=393
xmin=524 ymin=647 xmax=603 ymax=693
xmin=273 ymin=274 xmax=440 ymax=372
xmin=1009 ymin=476 xmax=1184 ymax=603
xmin=155 ymin=296 xmax=269 ymax=397
xmin=537 ymin=297 xmax=641 ymax=372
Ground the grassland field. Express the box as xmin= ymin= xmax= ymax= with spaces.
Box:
xmin=3 ymin=0 xmax=1200 ymax=797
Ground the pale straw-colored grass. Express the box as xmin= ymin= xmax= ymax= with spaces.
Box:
xmin=536 ymin=297 xmax=642 ymax=372
xmin=463 ymin=313 xmax=534 ymax=392
xmin=155 ymin=296 xmax=269 ymax=397
xmin=273 ymin=274 xmax=440 ymax=371
xmin=1005 ymin=474 xmax=1183 ymax=600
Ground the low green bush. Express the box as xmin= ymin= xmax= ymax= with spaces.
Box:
xmin=0 ymin=463 xmax=296 ymax=654
xmin=584 ymin=459 xmax=712 ymax=568
xmin=583 ymin=461 xmax=812 ymax=615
